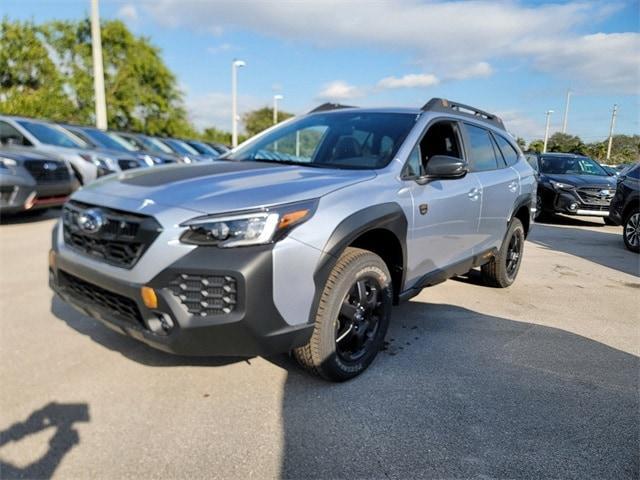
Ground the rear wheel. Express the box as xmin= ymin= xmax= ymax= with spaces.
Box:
xmin=481 ymin=218 xmax=525 ymax=288
xmin=623 ymin=210 xmax=640 ymax=253
xmin=293 ymin=247 xmax=392 ymax=381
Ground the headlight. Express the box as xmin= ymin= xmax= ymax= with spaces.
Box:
xmin=549 ymin=180 xmax=574 ymax=190
xmin=0 ymin=157 xmax=17 ymax=169
xmin=79 ymin=153 xmax=114 ymax=171
xmin=180 ymin=199 xmax=318 ymax=247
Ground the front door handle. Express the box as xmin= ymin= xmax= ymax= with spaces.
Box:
xmin=468 ymin=188 xmax=481 ymax=201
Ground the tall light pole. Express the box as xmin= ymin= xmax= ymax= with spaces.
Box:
xmin=273 ymin=94 xmax=284 ymax=125
xmin=90 ymin=0 xmax=107 ymax=130
xmin=231 ymin=59 xmax=246 ymax=148
xmin=606 ymin=104 xmax=618 ymax=162
xmin=561 ymin=89 xmax=571 ymax=134
xmin=543 ymin=110 xmax=554 ymax=153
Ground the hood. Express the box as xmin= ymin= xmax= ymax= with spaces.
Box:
xmin=542 ymin=173 xmax=617 ymax=188
xmin=76 ymin=160 xmax=376 ymax=214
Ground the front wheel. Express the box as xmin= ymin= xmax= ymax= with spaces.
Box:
xmin=293 ymin=247 xmax=392 ymax=381
xmin=481 ymin=218 xmax=525 ymax=288
xmin=623 ymin=210 xmax=640 ymax=253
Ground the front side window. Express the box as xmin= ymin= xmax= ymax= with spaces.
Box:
xmin=464 ymin=123 xmax=499 ymax=172
xmin=494 ymin=134 xmax=520 ymax=167
xmin=403 ymin=120 xmax=463 ymax=178
xmin=17 ymin=120 xmax=84 ymax=148
xmin=226 ymin=112 xmax=419 ymax=169
xmin=526 ymin=155 xmax=539 ymax=172
xmin=539 ymin=156 xmax=608 ymax=176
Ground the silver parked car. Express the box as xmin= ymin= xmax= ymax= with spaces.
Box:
xmin=50 ymin=98 xmax=536 ymax=381
xmin=0 ymin=116 xmax=99 ymax=185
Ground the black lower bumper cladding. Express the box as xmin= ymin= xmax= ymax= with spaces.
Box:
xmin=50 ymin=240 xmax=313 ymax=357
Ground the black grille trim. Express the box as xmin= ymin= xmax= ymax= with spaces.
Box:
xmin=168 ymin=273 xmax=237 ymax=316
xmin=576 ymin=186 xmax=615 ymax=206
xmin=24 ymin=160 xmax=71 ymax=183
xmin=59 ymin=270 xmax=144 ymax=328
xmin=62 ymin=201 xmax=162 ymax=269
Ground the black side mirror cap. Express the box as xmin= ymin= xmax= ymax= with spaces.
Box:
xmin=416 ymin=155 xmax=468 ymax=184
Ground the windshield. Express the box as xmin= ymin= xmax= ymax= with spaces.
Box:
xmin=164 ymin=138 xmax=199 ymax=155
xmin=82 ymin=128 xmax=136 ymax=152
xmin=226 ymin=111 xmax=419 ymax=169
xmin=144 ymin=136 xmax=175 ymax=154
xmin=18 ymin=120 xmax=85 ymax=148
xmin=540 ymin=155 xmax=608 ymax=176
xmin=187 ymin=140 xmax=219 ymax=156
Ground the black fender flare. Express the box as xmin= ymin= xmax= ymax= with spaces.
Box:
xmin=307 ymin=203 xmax=408 ymax=323
xmin=508 ymin=193 xmax=534 ymax=237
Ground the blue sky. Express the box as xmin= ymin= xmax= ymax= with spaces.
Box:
xmin=3 ymin=0 xmax=639 ymax=141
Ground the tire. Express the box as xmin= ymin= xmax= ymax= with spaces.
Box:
xmin=603 ymin=217 xmax=617 ymax=226
xmin=623 ymin=210 xmax=640 ymax=253
xmin=293 ymin=247 xmax=392 ymax=381
xmin=481 ymin=218 xmax=525 ymax=288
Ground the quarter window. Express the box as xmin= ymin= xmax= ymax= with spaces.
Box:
xmin=494 ymin=134 xmax=520 ymax=167
xmin=0 ymin=121 xmax=30 ymax=146
xmin=464 ymin=123 xmax=499 ymax=171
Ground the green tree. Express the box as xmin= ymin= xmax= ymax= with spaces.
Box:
xmin=243 ymin=107 xmax=294 ymax=137
xmin=527 ymin=139 xmax=544 ymax=153
xmin=516 ymin=137 xmax=526 ymax=150
xmin=42 ymin=18 xmax=192 ymax=135
xmin=547 ymin=132 xmax=585 ymax=154
xmin=0 ymin=18 xmax=75 ymax=119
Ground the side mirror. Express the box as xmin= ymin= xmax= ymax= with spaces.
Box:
xmin=416 ymin=155 xmax=467 ymax=184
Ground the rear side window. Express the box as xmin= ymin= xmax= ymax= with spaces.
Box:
xmin=494 ymin=134 xmax=520 ymax=167
xmin=464 ymin=123 xmax=499 ymax=171
xmin=627 ymin=165 xmax=640 ymax=179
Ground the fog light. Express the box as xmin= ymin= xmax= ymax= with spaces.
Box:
xmin=141 ymin=286 xmax=158 ymax=309
xmin=569 ymin=203 xmax=578 ymax=211
xmin=48 ymin=250 xmax=56 ymax=269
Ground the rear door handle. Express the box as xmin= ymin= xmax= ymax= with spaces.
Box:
xmin=508 ymin=181 xmax=518 ymax=193
xmin=468 ymin=188 xmax=481 ymax=201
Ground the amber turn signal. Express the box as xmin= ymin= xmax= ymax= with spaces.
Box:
xmin=278 ymin=209 xmax=309 ymax=230
xmin=141 ymin=286 xmax=158 ymax=309
xmin=48 ymin=250 xmax=56 ymax=269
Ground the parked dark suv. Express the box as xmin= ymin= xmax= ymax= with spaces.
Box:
xmin=609 ymin=163 xmax=639 ymax=252
xmin=526 ymin=152 xmax=617 ymax=224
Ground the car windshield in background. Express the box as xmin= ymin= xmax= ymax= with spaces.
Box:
xmin=187 ymin=140 xmax=218 ymax=155
xmin=145 ymin=137 xmax=175 ymax=154
xmin=226 ymin=112 xmax=419 ymax=169
xmin=539 ymin=156 xmax=608 ymax=176
xmin=164 ymin=139 xmax=199 ymax=155
xmin=18 ymin=120 xmax=85 ymax=148
xmin=83 ymin=128 xmax=136 ymax=152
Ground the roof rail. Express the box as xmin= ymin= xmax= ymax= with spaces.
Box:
xmin=422 ymin=98 xmax=505 ymax=129
xmin=308 ymin=102 xmax=356 ymax=113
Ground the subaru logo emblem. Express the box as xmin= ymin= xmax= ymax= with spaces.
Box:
xmin=77 ymin=208 xmax=105 ymax=234
xmin=43 ymin=162 xmax=58 ymax=170
xmin=599 ymin=189 xmax=611 ymax=198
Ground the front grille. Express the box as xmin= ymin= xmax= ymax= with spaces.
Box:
xmin=24 ymin=160 xmax=71 ymax=183
xmin=579 ymin=204 xmax=609 ymax=212
xmin=576 ymin=186 xmax=615 ymax=206
xmin=168 ymin=274 xmax=237 ymax=316
xmin=118 ymin=159 xmax=141 ymax=170
xmin=59 ymin=270 xmax=143 ymax=327
xmin=62 ymin=201 xmax=162 ymax=268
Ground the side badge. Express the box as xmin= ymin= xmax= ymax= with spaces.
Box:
xmin=419 ymin=204 xmax=429 ymax=215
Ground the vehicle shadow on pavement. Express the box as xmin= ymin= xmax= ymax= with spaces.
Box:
xmin=0 ymin=402 xmax=89 ymax=479
xmin=276 ymin=301 xmax=639 ymax=479
xmin=0 ymin=207 xmax=62 ymax=226
xmin=50 ymin=296 xmax=247 ymax=368
xmin=529 ymin=222 xmax=638 ymax=277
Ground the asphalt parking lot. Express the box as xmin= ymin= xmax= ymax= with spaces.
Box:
xmin=0 ymin=209 xmax=638 ymax=479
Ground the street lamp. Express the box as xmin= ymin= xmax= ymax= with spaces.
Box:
xmin=273 ymin=94 xmax=284 ymax=125
xmin=543 ymin=110 xmax=554 ymax=153
xmin=231 ymin=59 xmax=246 ymax=148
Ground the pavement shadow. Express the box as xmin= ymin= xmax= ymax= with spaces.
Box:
xmin=0 ymin=402 xmax=89 ymax=479
xmin=529 ymin=222 xmax=638 ymax=277
xmin=50 ymin=296 xmax=247 ymax=368
xmin=277 ymin=301 xmax=639 ymax=479
xmin=0 ymin=207 xmax=62 ymax=226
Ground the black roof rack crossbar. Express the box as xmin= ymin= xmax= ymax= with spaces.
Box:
xmin=308 ymin=102 xmax=356 ymax=113
xmin=421 ymin=98 xmax=505 ymax=129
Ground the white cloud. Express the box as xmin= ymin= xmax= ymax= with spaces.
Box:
xmin=145 ymin=0 xmax=637 ymax=93
xmin=496 ymin=110 xmax=546 ymax=142
xmin=317 ymin=81 xmax=364 ymax=100
xmin=377 ymin=73 xmax=439 ymax=89
xmin=186 ymin=91 xmax=263 ymax=131
xmin=117 ymin=4 xmax=138 ymax=22
xmin=207 ymin=43 xmax=234 ymax=54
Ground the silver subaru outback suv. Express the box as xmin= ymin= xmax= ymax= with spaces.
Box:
xmin=50 ymin=99 xmax=536 ymax=381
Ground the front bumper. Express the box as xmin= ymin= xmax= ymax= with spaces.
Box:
xmin=50 ymin=237 xmax=314 ymax=357
xmin=0 ymin=175 xmax=73 ymax=213
xmin=539 ymin=185 xmax=612 ymax=217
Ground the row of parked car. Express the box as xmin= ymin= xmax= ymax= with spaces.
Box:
xmin=0 ymin=115 xmax=229 ymax=213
